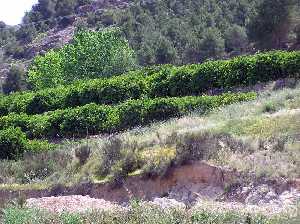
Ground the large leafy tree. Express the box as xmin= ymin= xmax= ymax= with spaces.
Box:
xmin=248 ymin=0 xmax=296 ymax=50
xmin=28 ymin=28 xmax=136 ymax=89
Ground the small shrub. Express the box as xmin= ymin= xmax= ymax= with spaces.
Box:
xmin=260 ymin=137 xmax=287 ymax=152
xmin=0 ymin=127 xmax=27 ymax=160
xmin=141 ymin=147 xmax=176 ymax=178
xmin=2 ymin=65 xmax=27 ymax=95
xmin=15 ymin=192 xmax=27 ymax=208
xmin=262 ymin=102 xmax=278 ymax=113
xmin=75 ymin=144 xmax=91 ymax=165
xmin=98 ymin=136 xmax=123 ymax=177
xmin=21 ymin=150 xmax=70 ymax=183
xmin=60 ymin=212 xmax=83 ymax=224
xmin=109 ymin=161 xmax=128 ymax=188
xmin=96 ymin=136 xmax=139 ymax=186
xmin=174 ymin=132 xmax=218 ymax=165
xmin=26 ymin=139 xmax=55 ymax=153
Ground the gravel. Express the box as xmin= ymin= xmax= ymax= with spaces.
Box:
xmin=26 ymin=195 xmax=122 ymax=213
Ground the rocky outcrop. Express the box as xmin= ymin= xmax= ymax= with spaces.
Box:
xmin=26 ymin=26 xmax=76 ymax=59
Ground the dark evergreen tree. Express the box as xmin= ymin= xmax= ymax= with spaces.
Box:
xmin=2 ymin=65 xmax=26 ymax=94
xmin=199 ymin=28 xmax=225 ymax=61
xmin=225 ymin=24 xmax=248 ymax=53
xmin=248 ymin=0 xmax=296 ymax=49
xmin=16 ymin=24 xmax=37 ymax=43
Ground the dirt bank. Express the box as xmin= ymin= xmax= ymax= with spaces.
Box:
xmin=1 ymin=161 xmax=299 ymax=207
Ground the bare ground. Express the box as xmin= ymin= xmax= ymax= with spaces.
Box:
xmin=21 ymin=161 xmax=300 ymax=215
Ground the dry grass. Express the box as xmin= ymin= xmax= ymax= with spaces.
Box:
xmin=209 ymin=142 xmax=300 ymax=178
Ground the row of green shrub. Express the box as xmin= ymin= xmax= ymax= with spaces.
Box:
xmin=0 ymin=92 xmax=256 ymax=139
xmin=0 ymin=66 xmax=159 ymax=116
xmin=0 ymin=51 xmax=298 ymax=116
xmin=0 ymin=127 xmax=54 ymax=160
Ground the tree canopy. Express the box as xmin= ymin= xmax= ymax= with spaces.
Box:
xmin=28 ymin=28 xmax=136 ymax=90
xmin=248 ymin=0 xmax=297 ymax=49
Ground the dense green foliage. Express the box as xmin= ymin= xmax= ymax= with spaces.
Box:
xmin=0 ymin=127 xmax=27 ymax=159
xmin=248 ymin=0 xmax=297 ymax=49
xmin=28 ymin=29 xmax=136 ymax=89
xmin=0 ymin=51 xmax=298 ymax=116
xmin=1 ymin=0 xmax=300 ymax=68
xmin=107 ymin=0 xmax=259 ymax=64
xmin=90 ymin=0 xmax=299 ymax=64
xmin=0 ymin=0 xmax=258 ymax=62
xmin=0 ymin=127 xmax=54 ymax=159
xmin=23 ymin=0 xmax=90 ymax=25
xmin=0 ymin=92 xmax=256 ymax=139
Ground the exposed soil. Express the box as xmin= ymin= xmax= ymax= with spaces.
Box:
xmin=1 ymin=161 xmax=299 ymax=214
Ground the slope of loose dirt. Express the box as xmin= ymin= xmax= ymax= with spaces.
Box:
xmin=1 ymin=161 xmax=299 ymax=215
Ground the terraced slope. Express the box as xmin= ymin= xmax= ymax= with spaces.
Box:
xmin=0 ymin=51 xmax=298 ymax=116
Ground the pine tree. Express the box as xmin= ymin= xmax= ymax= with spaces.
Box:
xmin=3 ymin=65 xmax=26 ymax=94
xmin=248 ymin=0 xmax=296 ymax=50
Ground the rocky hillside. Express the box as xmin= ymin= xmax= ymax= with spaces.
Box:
xmin=0 ymin=1 xmax=299 ymax=223
xmin=0 ymin=0 xmax=133 ymax=85
xmin=21 ymin=0 xmax=132 ymax=59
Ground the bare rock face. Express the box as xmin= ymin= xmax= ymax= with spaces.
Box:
xmin=26 ymin=26 xmax=75 ymax=59
xmin=1 ymin=161 xmax=237 ymax=207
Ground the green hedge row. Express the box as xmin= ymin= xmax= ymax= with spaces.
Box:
xmin=1 ymin=51 xmax=298 ymax=116
xmin=0 ymin=127 xmax=55 ymax=160
xmin=0 ymin=92 xmax=256 ymax=139
xmin=0 ymin=66 xmax=160 ymax=116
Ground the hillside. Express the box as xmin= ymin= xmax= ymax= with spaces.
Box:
xmin=1 ymin=0 xmax=300 ymax=93
xmin=0 ymin=50 xmax=299 ymax=223
xmin=0 ymin=0 xmax=299 ymax=223
xmin=0 ymin=78 xmax=299 ymax=223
